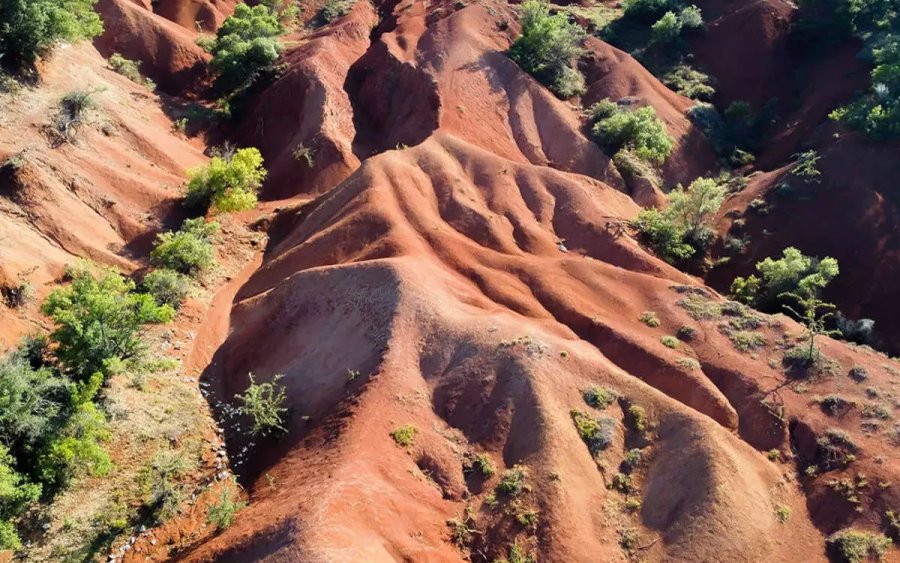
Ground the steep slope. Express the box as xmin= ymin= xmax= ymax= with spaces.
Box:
xmin=184 ymin=131 xmax=899 ymax=562
xmin=0 ymin=43 xmax=206 ymax=345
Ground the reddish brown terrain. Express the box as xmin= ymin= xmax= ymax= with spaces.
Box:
xmin=1 ymin=0 xmax=899 ymax=561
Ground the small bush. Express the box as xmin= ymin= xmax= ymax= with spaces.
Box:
xmin=817 ymin=395 xmax=853 ymax=416
xmin=626 ymin=404 xmax=647 ymax=433
xmin=660 ymin=335 xmax=679 ymax=349
xmin=774 ymin=505 xmax=791 ymax=523
xmin=141 ymin=269 xmax=192 ymax=309
xmin=621 ymin=448 xmax=642 ymax=472
xmin=622 ymin=0 xmax=672 ymax=22
xmin=236 ymin=373 xmax=289 ymax=437
xmin=108 ymin=53 xmax=154 ymax=89
xmin=848 ymin=366 xmax=868 ymax=382
xmin=292 ymin=144 xmax=316 ymax=168
xmin=590 ymin=100 xmax=674 ymax=164
xmin=571 ymin=409 xmax=617 ymax=454
xmin=496 ymin=465 xmax=528 ymax=496
xmin=584 ymin=385 xmax=618 ymax=409
xmin=317 ymin=0 xmax=355 ymax=24
xmin=390 ymin=424 xmax=417 ymax=446
xmin=508 ymin=0 xmax=587 ymax=98
xmin=631 ymin=208 xmax=695 ymax=263
xmin=662 ymin=64 xmax=715 ymax=100
xmin=639 ymin=311 xmax=661 ymax=327
xmin=140 ymin=449 xmax=195 ymax=522
xmin=150 ymin=218 xmax=219 ymax=276
xmin=184 ymin=147 xmax=267 ymax=212
xmin=207 ymin=485 xmax=247 ymax=531
xmin=826 ymin=529 xmax=892 ymax=563
xmin=464 ymin=453 xmax=495 ymax=477
xmin=676 ymin=325 xmax=696 ymax=341
xmin=610 ymin=472 xmax=634 ymax=493
xmin=678 ymin=4 xmax=703 ymax=29
xmin=651 ymin=11 xmax=681 ymax=42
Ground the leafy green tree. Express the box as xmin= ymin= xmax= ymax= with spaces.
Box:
xmin=42 ymin=264 xmax=175 ymax=380
xmin=781 ymin=287 xmax=841 ymax=368
xmin=665 ymin=177 xmax=727 ymax=247
xmin=590 ymin=100 xmax=675 ymax=164
xmin=0 ymin=349 xmax=69 ymax=451
xmin=831 ymin=38 xmax=900 ymax=138
xmin=185 ymin=148 xmax=267 ymax=213
xmin=0 ymin=445 xmax=41 ymax=551
xmin=651 ymin=11 xmax=682 ymax=42
xmin=37 ymin=373 xmax=111 ymax=486
xmin=678 ymin=5 xmax=704 ymax=29
xmin=206 ymin=4 xmax=283 ymax=96
xmin=0 ymin=0 xmax=103 ymax=72
xmin=631 ymin=177 xmax=726 ymax=263
xmin=631 ymin=208 xmax=695 ymax=263
xmin=235 ymin=373 xmax=288 ymax=437
xmin=730 ymin=247 xmax=839 ymax=309
xmin=621 ymin=0 xmax=672 ymax=22
xmin=150 ymin=218 xmax=220 ymax=276
xmin=508 ymin=0 xmax=587 ymax=98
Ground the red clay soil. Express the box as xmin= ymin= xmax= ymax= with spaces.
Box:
xmin=161 ymin=1 xmax=900 ymax=561
xmin=94 ymin=0 xmax=213 ymax=95
xmin=154 ymin=0 xmax=238 ymax=32
xmin=0 ymin=44 xmax=206 ymax=347
xmin=708 ymin=126 xmax=900 ymax=356
xmin=177 ymin=128 xmax=899 ymax=561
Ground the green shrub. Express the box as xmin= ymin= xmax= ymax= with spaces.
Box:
xmin=184 ymin=147 xmax=267 ymax=212
xmin=464 ymin=453 xmax=495 ymax=477
xmin=236 ymin=373 xmax=289 ymax=437
xmin=730 ymin=247 xmax=839 ymax=310
xmin=631 ymin=208 xmax=695 ymax=263
xmin=571 ymin=409 xmax=617 ymax=454
xmin=626 ymin=404 xmax=647 ymax=432
xmin=316 ymin=0 xmax=354 ymax=24
xmin=496 ymin=465 xmax=528 ymax=496
xmin=662 ymin=64 xmax=715 ymax=100
xmin=508 ymin=0 xmax=587 ymax=98
xmin=390 ymin=424 xmax=417 ymax=446
xmin=622 ymin=0 xmax=672 ymax=22
xmin=37 ymin=373 xmax=112 ymax=486
xmin=584 ymin=385 xmax=618 ymax=409
xmin=107 ymin=53 xmax=154 ymax=89
xmin=150 ymin=218 xmax=219 ymax=276
xmin=651 ymin=11 xmax=682 ymax=42
xmin=141 ymin=269 xmax=192 ymax=309
xmin=660 ymin=335 xmax=679 ymax=348
xmin=590 ymin=100 xmax=674 ymax=164
xmin=678 ymin=4 xmax=703 ymax=29
xmin=207 ymin=485 xmax=247 ymax=531
xmin=140 ymin=449 xmax=195 ymax=522
xmin=0 ymin=444 xmax=41 ymax=551
xmin=206 ymin=4 xmax=284 ymax=96
xmin=0 ymin=348 xmax=69 ymax=450
xmin=676 ymin=325 xmax=696 ymax=341
xmin=639 ymin=311 xmax=661 ymax=327
xmin=0 ymin=0 xmax=103 ymax=72
xmin=42 ymin=265 xmax=175 ymax=380
xmin=826 ymin=528 xmax=892 ymax=563
xmin=631 ymin=177 xmax=726 ymax=263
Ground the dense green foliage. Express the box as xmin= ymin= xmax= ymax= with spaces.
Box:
xmin=797 ymin=0 xmax=900 ymax=138
xmin=0 ymin=445 xmax=40 ymax=550
xmin=235 ymin=374 xmax=288 ymax=437
xmin=185 ymin=148 xmax=267 ymax=213
xmin=632 ymin=177 xmax=726 ymax=263
xmin=730 ymin=247 xmax=839 ymax=311
xmin=205 ymin=4 xmax=284 ymax=97
xmin=42 ymin=265 xmax=174 ymax=381
xmin=508 ymin=0 xmax=587 ymax=98
xmin=0 ymin=0 xmax=102 ymax=72
xmin=316 ymin=0 xmax=354 ymax=25
xmin=141 ymin=269 xmax=192 ymax=309
xmin=589 ymin=98 xmax=675 ymax=164
xmin=826 ymin=528 xmax=892 ymax=563
xmin=150 ymin=218 xmax=219 ymax=276
xmin=207 ymin=486 xmax=247 ymax=530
